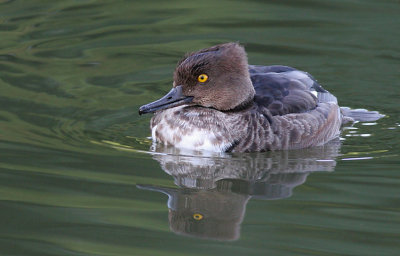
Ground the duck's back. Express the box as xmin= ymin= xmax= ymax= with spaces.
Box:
xmin=225 ymin=65 xmax=342 ymax=152
xmin=249 ymin=65 xmax=338 ymax=116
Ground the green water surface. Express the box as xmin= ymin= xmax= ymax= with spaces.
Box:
xmin=0 ymin=0 xmax=399 ymax=255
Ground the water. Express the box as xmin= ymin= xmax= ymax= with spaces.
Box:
xmin=1 ymin=0 xmax=399 ymax=255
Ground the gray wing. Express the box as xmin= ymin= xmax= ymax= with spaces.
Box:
xmin=249 ymin=65 xmax=337 ymax=116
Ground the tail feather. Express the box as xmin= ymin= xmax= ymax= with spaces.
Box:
xmin=340 ymin=107 xmax=384 ymax=123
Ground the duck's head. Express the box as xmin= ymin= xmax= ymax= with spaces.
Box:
xmin=139 ymin=43 xmax=255 ymax=115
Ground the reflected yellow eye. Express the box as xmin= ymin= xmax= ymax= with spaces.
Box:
xmin=193 ymin=213 xmax=203 ymax=220
xmin=197 ymin=74 xmax=208 ymax=83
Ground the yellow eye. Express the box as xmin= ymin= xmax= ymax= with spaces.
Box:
xmin=197 ymin=74 xmax=208 ymax=83
xmin=193 ymin=213 xmax=203 ymax=220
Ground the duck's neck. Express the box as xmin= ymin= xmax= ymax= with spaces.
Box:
xmin=222 ymin=96 xmax=254 ymax=113
xmin=216 ymin=75 xmax=255 ymax=111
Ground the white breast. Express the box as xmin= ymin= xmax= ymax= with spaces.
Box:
xmin=152 ymin=124 xmax=232 ymax=152
xmin=151 ymin=106 xmax=233 ymax=152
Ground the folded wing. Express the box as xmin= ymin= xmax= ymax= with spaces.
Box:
xmin=249 ymin=65 xmax=337 ymax=116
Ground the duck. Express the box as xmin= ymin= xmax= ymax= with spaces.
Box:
xmin=139 ymin=42 xmax=382 ymax=152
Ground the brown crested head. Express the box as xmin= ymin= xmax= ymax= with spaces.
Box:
xmin=138 ymin=43 xmax=255 ymax=115
xmin=173 ymin=43 xmax=255 ymax=111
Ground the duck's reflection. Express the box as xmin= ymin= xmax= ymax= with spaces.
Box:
xmin=137 ymin=139 xmax=341 ymax=241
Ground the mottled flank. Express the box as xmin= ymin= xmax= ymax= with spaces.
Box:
xmin=143 ymin=43 xmax=382 ymax=152
xmin=150 ymin=101 xmax=341 ymax=152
